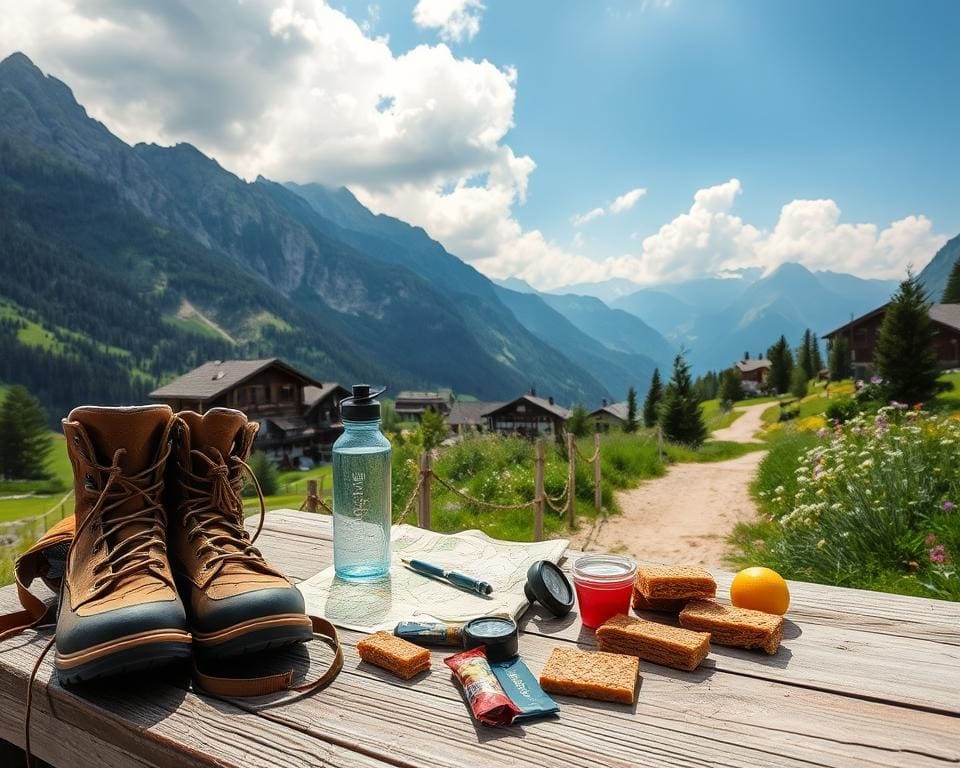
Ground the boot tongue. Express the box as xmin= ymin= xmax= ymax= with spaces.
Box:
xmin=69 ymin=405 xmax=173 ymax=473
xmin=180 ymin=409 xmax=249 ymax=466
xmin=67 ymin=405 xmax=173 ymax=567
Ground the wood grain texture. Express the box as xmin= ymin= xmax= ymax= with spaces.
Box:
xmin=1 ymin=509 xmax=958 ymax=768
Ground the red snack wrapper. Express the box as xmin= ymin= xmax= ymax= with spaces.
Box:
xmin=444 ymin=646 xmax=520 ymax=726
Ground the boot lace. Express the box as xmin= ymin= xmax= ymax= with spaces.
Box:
xmin=179 ymin=447 xmax=271 ymax=571
xmin=84 ymin=446 xmax=174 ymax=594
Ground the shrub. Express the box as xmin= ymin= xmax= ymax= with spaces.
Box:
xmin=824 ymin=398 xmax=858 ymax=424
xmin=244 ymin=451 xmax=279 ymax=497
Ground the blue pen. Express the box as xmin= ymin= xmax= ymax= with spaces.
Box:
xmin=400 ymin=557 xmax=493 ymax=595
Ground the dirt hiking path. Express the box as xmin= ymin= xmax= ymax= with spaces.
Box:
xmin=573 ymin=403 xmax=770 ymax=569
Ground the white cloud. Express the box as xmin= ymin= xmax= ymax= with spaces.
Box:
xmin=609 ymin=187 xmax=647 ymax=214
xmin=413 ymin=0 xmax=485 ymax=43
xmin=0 ymin=4 xmax=945 ymax=293
xmin=571 ymin=185 xmax=647 ymax=228
xmin=571 ymin=207 xmax=605 ymax=227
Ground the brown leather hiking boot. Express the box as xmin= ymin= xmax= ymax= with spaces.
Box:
xmin=168 ymin=408 xmax=312 ymax=659
xmin=57 ymin=406 xmax=191 ymax=683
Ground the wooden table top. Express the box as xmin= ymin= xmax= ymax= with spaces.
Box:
xmin=2 ymin=510 xmax=959 ymax=768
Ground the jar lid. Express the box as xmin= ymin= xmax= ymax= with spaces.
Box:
xmin=462 ymin=616 xmax=519 ymax=662
xmin=572 ymin=554 xmax=637 ymax=584
xmin=524 ymin=560 xmax=575 ymax=617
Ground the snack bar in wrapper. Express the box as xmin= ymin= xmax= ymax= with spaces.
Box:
xmin=444 ymin=646 xmax=520 ymax=726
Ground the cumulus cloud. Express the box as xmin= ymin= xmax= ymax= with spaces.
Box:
xmin=571 ymin=207 xmax=605 ymax=227
xmin=609 ymin=187 xmax=647 ymax=214
xmin=0 ymin=4 xmax=945 ymax=292
xmin=1 ymin=0 xmax=516 ymax=189
xmin=413 ymin=0 xmax=485 ymax=43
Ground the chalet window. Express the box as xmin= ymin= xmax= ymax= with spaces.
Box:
xmin=264 ymin=386 xmax=272 ymax=403
xmin=280 ymin=385 xmax=294 ymax=402
xmin=516 ymin=405 xmax=526 ymax=413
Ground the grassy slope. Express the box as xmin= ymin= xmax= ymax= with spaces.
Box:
xmin=728 ymin=373 xmax=960 ymax=596
xmin=0 ymin=433 xmax=74 ymax=523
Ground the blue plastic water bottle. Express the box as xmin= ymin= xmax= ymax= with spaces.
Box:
xmin=332 ymin=384 xmax=392 ymax=580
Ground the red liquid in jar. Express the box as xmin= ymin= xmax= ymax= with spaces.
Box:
xmin=574 ymin=580 xmax=634 ymax=629
xmin=572 ymin=554 xmax=637 ymax=629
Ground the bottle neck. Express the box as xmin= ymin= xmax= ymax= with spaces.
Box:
xmin=342 ymin=418 xmax=382 ymax=431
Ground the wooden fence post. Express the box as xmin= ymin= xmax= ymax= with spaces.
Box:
xmin=534 ymin=439 xmax=545 ymax=542
xmin=565 ymin=431 xmax=576 ymax=526
xmin=319 ymin=474 xmax=326 ymax=508
xmin=418 ymin=452 xmax=432 ymax=530
xmin=594 ymin=432 xmax=602 ymax=513
xmin=305 ymin=479 xmax=318 ymax=513
xmin=657 ymin=425 xmax=664 ymax=463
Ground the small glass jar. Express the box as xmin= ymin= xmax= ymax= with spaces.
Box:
xmin=572 ymin=554 xmax=637 ymax=629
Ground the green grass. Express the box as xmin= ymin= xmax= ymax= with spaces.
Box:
xmin=0 ymin=434 xmax=74 ymax=523
xmin=244 ymin=464 xmax=334 ymax=514
xmin=163 ymin=313 xmax=227 ymax=340
xmin=700 ymin=399 xmax=743 ymax=433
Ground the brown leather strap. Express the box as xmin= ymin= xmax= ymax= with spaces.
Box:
xmin=0 ymin=527 xmax=74 ymax=642
xmin=191 ymin=616 xmax=343 ymax=698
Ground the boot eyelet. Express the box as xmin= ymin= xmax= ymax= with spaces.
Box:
xmin=72 ymin=435 xmax=80 ymax=446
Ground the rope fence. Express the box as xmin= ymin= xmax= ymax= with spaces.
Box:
xmin=298 ymin=432 xmax=605 ymax=542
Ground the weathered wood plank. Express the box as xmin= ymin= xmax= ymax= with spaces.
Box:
xmin=253 ymin=514 xmax=960 ymax=715
xmin=0 ymin=591 xmax=389 ymax=767
xmin=218 ymin=617 xmax=960 ymax=768
xmin=2 ymin=509 xmax=957 ymax=768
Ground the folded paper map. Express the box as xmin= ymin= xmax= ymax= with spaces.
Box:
xmin=298 ymin=525 xmax=569 ymax=632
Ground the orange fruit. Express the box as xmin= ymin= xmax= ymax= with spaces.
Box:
xmin=730 ymin=567 xmax=790 ymax=615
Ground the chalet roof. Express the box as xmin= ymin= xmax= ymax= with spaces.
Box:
xmin=822 ymin=304 xmax=890 ymax=339
xmin=823 ymin=303 xmax=960 ymax=339
xmin=149 ymin=358 xmax=321 ymax=402
xmin=395 ymin=391 xmax=450 ymax=403
xmin=590 ymin=402 xmax=629 ymax=421
xmin=929 ymin=303 xmax=960 ymax=333
xmin=735 ymin=358 xmax=772 ymax=373
xmin=304 ymin=382 xmax=349 ymax=407
xmin=483 ymin=394 xmax=571 ymax=420
xmin=448 ymin=401 xmax=505 ymax=426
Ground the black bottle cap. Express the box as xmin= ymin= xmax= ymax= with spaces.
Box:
xmin=524 ymin=560 xmax=575 ymax=618
xmin=340 ymin=384 xmax=385 ymax=421
xmin=462 ymin=616 xmax=520 ymax=662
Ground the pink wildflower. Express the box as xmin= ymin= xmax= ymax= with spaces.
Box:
xmin=925 ymin=534 xmax=937 ymax=545
xmin=816 ymin=427 xmax=829 ymax=439
xmin=929 ymin=544 xmax=948 ymax=564
xmin=943 ymin=501 xmax=955 ymax=511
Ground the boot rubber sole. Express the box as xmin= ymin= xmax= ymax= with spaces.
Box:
xmin=192 ymin=614 xmax=313 ymax=660
xmin=55 ymin=629 xmax=193 ymax=684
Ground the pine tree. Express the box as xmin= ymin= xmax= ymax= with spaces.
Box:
xmin=624 ymin=387 xmax=639 ymax=433
xmin=789 ymin=364 xmax=809 ymax=399
xmin=828 ymin=335 xmax=851 ymax=380
xmin=797 ymin=329 xmax=815 ymax=381
xmin=943 ymin=258 xmax=960 ymax=303
xmin=642 ymin=368 xmax=662 ymax=428
xmin=659 ymin=354 xmax=708 ymax=447
xmin=811 ymin=333 xmax=824 ymax=374
xmin=0 ymin=385 xmax=52 ymax=480
xmin=419 ymin=408 xmax=449 ymax=450
xmin=766 ymin=336 xmax=794 ymax=395
xmin=875 ymin=273 xmax=940 ymax=404
xmin=718 ymin=368 xmax=743 ymax=408
xmin=566 ymin=404 xmax=591 ymax=438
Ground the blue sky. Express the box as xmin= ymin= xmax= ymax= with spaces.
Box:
xmin=3 ymin=0 xmax=956 ymax=288
xmin=349 ymin=0 xmax=959 ymax=277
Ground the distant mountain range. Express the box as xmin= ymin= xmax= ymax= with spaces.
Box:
xmin=0 ymin=51 xmax=667 ymax=417
xmin=1 ymin=52 xmax=956 ymax=420
xmin=919 ymin=234 xmax=960 ymax=301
